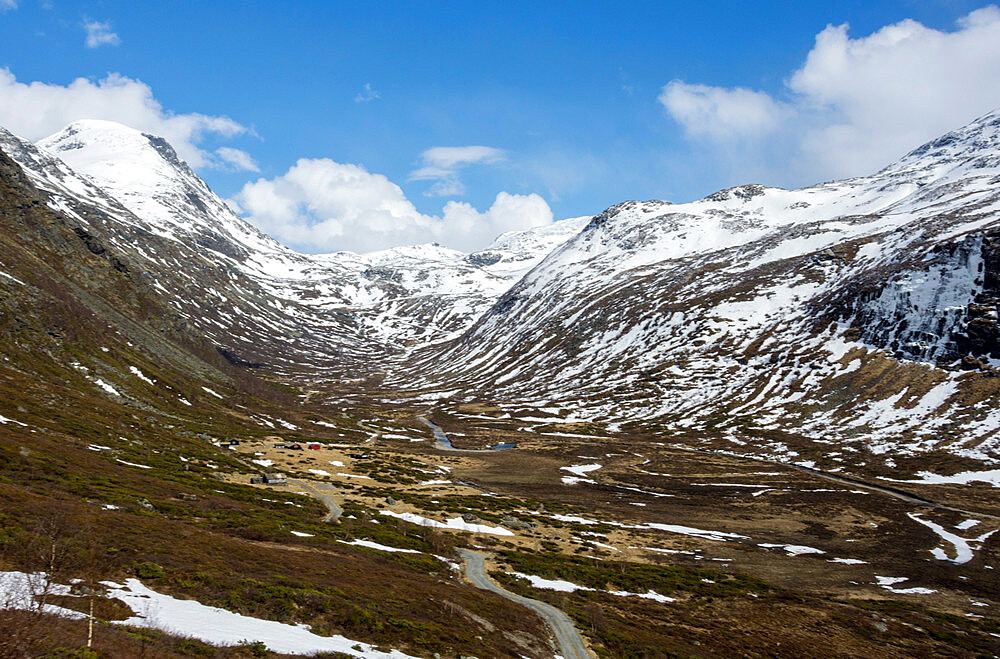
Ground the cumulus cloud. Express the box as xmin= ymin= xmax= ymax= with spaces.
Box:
xmin=234 ymin=157 xmax=552 ymax=253
xmin=660 ymin=82 xmax=789 ymax=140
xmin=660 ymin=6 xmax=1000 ymax=184
xmin=0 ymin=68 xmax=249 ymax=169
xmin=1 ymin=0 xmax=18 ymax=12
xmin=215 ymin=146 xmax=260 ymax=172
xmin=83 ymin=19 xmax=120 ymax=48
xmin=354 ymin=83 xmax=380 ymax=103
xmin=409 ymin=145 xmax=506 ymax=197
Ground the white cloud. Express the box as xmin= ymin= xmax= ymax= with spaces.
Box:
xmin=409 ymin=145 xmax=505 ymax=197
xmin=660 ymin=6 xmax=1000 ymax=184
xmin=354 ymin=83 xmax=380 ymax=103
xmin=83 ymin=19 xmax=120 ymax=48
xmin=416 ymin=146 xmax=506 ymax=170
xmin=1 ymin=0 xmax=18 ymax=12
xmin=234 ymin=157 xmax=552 ymax=254
xmin=659 ymin=82 xmax=789 ymax=140
xmin=0 ymin=68 xmax=248 ymax=169
xmin=215 ymin=146 xmax=260 ymax=172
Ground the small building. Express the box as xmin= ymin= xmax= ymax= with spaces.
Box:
xmin=288 ymin=444 xmax=303 ymax=451
xmin=308 ymin=443 xmax=321 ymax=450
xmin=250 ymin=476 xmax=265 ymax=484
xmin=273 ymin=443 xmax=287 ymax=449
xmin=263 ymin=473 xmax=287 ymax=486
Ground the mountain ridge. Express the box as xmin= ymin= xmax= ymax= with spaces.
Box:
xmin=393 ymin=108 xmax=1000 ymax=477
xmin=2 ymin=120 xmax=591 ymax=381
xmin=4 ymin=111 xmax=1000 ymax=480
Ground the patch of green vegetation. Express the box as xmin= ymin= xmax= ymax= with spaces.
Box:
xmin=357 ymin=487 xmax=576 ymax=524
xmin=348 ymin=457 xmax=422 ymax=485
xmin=162 ymin=574 xmax=453 ymax=651
xmin=41 ymin=647 xmax=108 ymax=659
xmin=233 ymin=640 xmax=269 ymax=657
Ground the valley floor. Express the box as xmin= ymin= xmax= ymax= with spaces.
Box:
xmin=198 ymin=397 xmax=1000 ymax=656
xmin=2 ymin=371 xmax=999 ymax=658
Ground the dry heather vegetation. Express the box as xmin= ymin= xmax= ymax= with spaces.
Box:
xmin=4 ymin=351 xmax=1000 ymax=658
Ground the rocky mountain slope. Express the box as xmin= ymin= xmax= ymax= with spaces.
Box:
xmin=2 ymin=120 xmax=587 ymax=378
xmin=401 ymin=110 xmax=1000 ymax=478
xmin=5 ymin=113 xmax=1000 ymax=481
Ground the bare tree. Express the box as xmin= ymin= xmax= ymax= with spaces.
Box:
xmin=26 ymin=517 xmax=75 ymax=614
xmin=75 ymin=524 xmax=113 ymax=649
xmin=583 ymin=602 xmax=604 ymax=633
xmin=0 ymin=516 xmax=76 ymax=657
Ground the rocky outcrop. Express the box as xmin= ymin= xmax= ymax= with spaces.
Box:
xmin=840 ymin=230 xmax=1000 ymax=366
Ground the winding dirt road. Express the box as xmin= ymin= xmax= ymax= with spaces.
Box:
xmin=458 ymin=549 xmax=590 ymax=659
xmin=288 ymin=478 xmax=343 ymax=522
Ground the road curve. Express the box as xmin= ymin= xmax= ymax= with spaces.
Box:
xmin=288 ymin=478 xmax=343 ymax=522
xmin=357 ymin=420 xmax=382 ymax=444
xmin=458 ymin=549 xmax=590 ymax=659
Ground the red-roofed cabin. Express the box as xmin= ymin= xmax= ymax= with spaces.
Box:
xmin=308 ymin=443 xmax=321 ymax=450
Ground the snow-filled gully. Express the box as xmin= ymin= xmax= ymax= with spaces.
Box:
xmin=907 ymin=513 xmax=997 ymax=565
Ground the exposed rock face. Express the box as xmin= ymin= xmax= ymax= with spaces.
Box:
xmin=846 ymin=234 xmax=990 ymax=364
xmin=465 ymin=251 xmax=502 ymax=267
xmin=957 ymin=231 xmax=1000 ymax=360
xmin=502 ymin=515 xmax=536 ymax=531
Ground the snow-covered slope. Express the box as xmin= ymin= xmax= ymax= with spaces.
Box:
xmin=399 ymin=110 xmax=1000 ymax=475
xmin=40 ymin=120 xmax=281 ymax=258
xmin=8 ymin=111 xmax=1000 ymax=477
xmin=2 ymin=120 xmax=589 ymax=374
xmin=466 ymin=216 xmax=591 ymax=275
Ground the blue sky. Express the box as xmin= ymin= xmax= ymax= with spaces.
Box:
xmin=1 ymin=1 xmax=999 ymax=252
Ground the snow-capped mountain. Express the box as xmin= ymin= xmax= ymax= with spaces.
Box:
xmin=4 ymin=111 xmax=1000 ymax=477
xmin=399 ymin=110 xmax=1000 ymax=475
xmin=39 ymin=119 xmax=283 ymax=259
xmin=1 ymin=120 xmax=589 ymax=374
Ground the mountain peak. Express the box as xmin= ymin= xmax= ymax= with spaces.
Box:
xmin=36 ymin=121 xmax=282 ymax=259
xmin=880 ymin=107 xmax=1000 ymax=180
xmin=51 ymin=118 xmax=144 ymax=138
xmin=39 ymin=119 xmax=195 ymax=186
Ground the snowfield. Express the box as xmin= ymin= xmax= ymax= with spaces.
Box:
xmin=379 ymin=510 xmax=514 ymax=536
xmin=0 ymin=571 xmax=418 ymax=657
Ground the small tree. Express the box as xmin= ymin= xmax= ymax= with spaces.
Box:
xmin=0 ymin=516 xmax=76 ymax=656
xmin=77 ymin=527 xmax=114 ymax=649
xmin=583 ymin=601 xmax=605 ymax=633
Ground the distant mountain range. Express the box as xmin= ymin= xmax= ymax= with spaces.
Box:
xmin=4 ymin=111 xmax=1000 ymax=479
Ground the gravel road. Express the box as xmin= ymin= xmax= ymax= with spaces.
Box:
xmin=458 ymin=549 xmax=590 ymax=659
xmin=288 ymin=478 xmax=343 ymax=522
